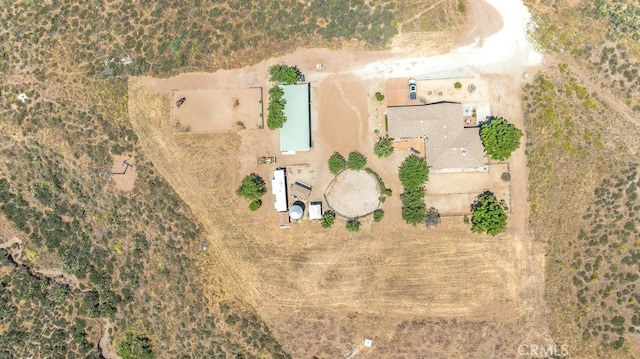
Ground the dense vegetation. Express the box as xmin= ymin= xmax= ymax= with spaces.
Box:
xmin=373 ymin=137 xmax=394 ymax=158
xmin=470 ymin=191 xmax=507 ymax=236
xmin=347 ymin=151 xmax=367 ymax=171
xmin=328 ymin=152 xmax=347 ymax=175
xmin=523 ymin=59 xmax=640 ymax=356
xmin=570 ymin=163 xmax=640 ymax=350
xmin=0 ymin=0 xmax=403 ymax=356
xmin=268 ymin=65 xmax=300 ymax=85
xmin=479 ymin=117 xmax=523 ymax=161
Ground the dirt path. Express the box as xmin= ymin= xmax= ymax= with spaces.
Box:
xmin=98 ymin=319 xmax=121 ymax=359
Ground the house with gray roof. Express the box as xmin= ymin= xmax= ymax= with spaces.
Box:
xmin=386 ymin=102 xmax=487 ymax=173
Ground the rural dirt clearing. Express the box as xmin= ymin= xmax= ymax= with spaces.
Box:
xmin=127 ymin=0 xmax=547 ymax=356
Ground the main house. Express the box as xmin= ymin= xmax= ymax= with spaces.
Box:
xmin=386 ymin=101 xmax=486 ymax=173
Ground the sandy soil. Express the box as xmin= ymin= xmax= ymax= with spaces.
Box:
xmin=127 ymin=0 xmax=548 ymax=357
xmin=325 ymin=170 xmax=380 ymax=218
xmin=110 ymin=155 xmax=136 ymax=192
xmin=172 ymin=88 xmax=263 ymax=132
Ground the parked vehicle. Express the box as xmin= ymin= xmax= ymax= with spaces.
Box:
xmin=408 ymin=79 xmax=417 ymax=100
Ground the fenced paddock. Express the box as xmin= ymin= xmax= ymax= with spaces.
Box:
xmin=172 ymin=88 xmax=263 ymax=133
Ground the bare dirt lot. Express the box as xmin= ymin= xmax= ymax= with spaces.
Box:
xmin=109 ymin=155 xmax=136 ymax=192
xmin=426 ymin=163 xmax=510 ymax=215
xmin=172 ymin=88 xmax=263 ymax=132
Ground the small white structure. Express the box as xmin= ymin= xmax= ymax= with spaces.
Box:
xmin=309 ymin=201 xmax=322 ymax=220
xmin=272 ymin=168 xmax=288 ymax=212
xmin=17 ymin=93 xmax=29 ymax=103
xmin=364 ymin=339 xmax=372 ymax=348
xmin=289 ymin=204 xmax=304 ymax=220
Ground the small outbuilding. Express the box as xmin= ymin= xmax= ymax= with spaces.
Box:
xmin=309 ymin=201 xmax=323 ymax=220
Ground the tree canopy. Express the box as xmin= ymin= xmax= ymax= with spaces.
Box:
xmin=347 ymin=151 xmax=367 ymax=170
xmin=268 ymin=64 xmax=299 ymax=85
xmin=328 ymin=152 xmax=347 ymax=174
xmin=373 ymin=137 xmax=394 ymax=158
xmin=236 ymin=174 xmax=266 ymax=202
xmin=471 ymin=191 xmax=507 ymax=235
xmin=401 ymin=188 xmax=426 ymax=225
xmin=480 ymin=117 xmax=523 ymax=161
xmin=266 ymin=86 xmax=287 ymax=130
xmin=398 ymin=154 xmax=429 ymax=189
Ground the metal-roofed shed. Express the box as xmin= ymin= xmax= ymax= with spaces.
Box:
xmin=280 ymin=83 xmax=311 ymax=154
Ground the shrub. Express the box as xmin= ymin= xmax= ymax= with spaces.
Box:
xmin=501 ymin=172 xmax=511 ymax=182
xmin=425 ymin=207 xmax=441 ymax=227
xmin=346 ymin=219 xmax=360 ymax=232
xmin=471 ymin=191 xmax=507 ymax=235
xmin=373 ymin=209 xmax=384 ymax=222
xmin=249 ymin=199 xmax=262 ymax=211
xmin=375 ymin=92 xmax=385 ymax=101
xmin=328 ymin=152 xmax=347 ymax=174
xmin=321 ymin=211 xmax=336 ymax=228
xmin=118 ymin=332 xmax=155 ymax=359
xmin=236 ymin=174 xmax=266 ymax=201
xmin=347 ymin=152 xmax=367 ymax=170
xmin=480 ymin=117 xmax=523 ymax=161
xmin=454 ymin=81 xmax=462 ymax=89
xmin=373 ymin=137 xmax=394 ymax=158
xmin=399 ymin=154 xmax=429 ymax=190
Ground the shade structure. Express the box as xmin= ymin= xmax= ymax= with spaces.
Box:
xmin=289 ymin=204 xmax=304 ymax=220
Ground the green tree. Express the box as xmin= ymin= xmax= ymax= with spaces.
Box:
xmin=425 ymin=207 xmax=441 ymax=227
xmin=401 ymin=188 xmax=426 ymax=225
xmin=347 ymin=151 xmax=367 ymax=170
xmin=375 ymin=92 xmax=385 ymax=101
xmin=346 ymin=219 xmax=360 ymax=232
xmin=328 ymin=152 xmax=347 ymax=174
xmin=480 ymin=117 xmax=523 ymax=161
xmin=373 ymin=137 xmax=394 ymax=158
xmin=373 ymin=209 xmax=384 ymax=222
xmin=268 ymin=64 xmax=299 ymax=85
xmin=398 ymin=154 xmax=429 ymax=189
xmin=118 ymin=332 xmax=155 ymax=359
xmin=454 ymin=81 xmax=462 ymax=89
xmin=471 ymin=191 xmax=507 ymax=235
xmin=236 ymin=174 xmax=266 ymax=202
xmin=266 ymin=86 xmax=287 ymax=130
xmin=321 ymin=211 xmax=336 ymax=228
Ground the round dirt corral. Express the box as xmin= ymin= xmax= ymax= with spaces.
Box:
xmin=325 ymin=170 xmax=380 ymax=218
